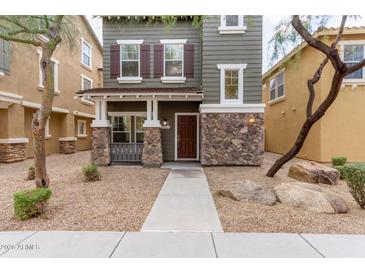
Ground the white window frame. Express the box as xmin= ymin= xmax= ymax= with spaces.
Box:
xmin=37 ymin=49 xmax=60 ymax=95
xmin=340 ymin=40 xmax=365 ymax=83
xmin=268 ymin=69 xmax=285 ymax=103
xmin=45 ymin=117 xmax=51 ymax=139
xmin=218 ymin=15 xmax=246 ymax=34
xmin=81 ymin=74 xmax=93 ymax=90
xmin=217 ymin=64 xmax=247 ymax=104
xmin=160 ymin=39 xmax=186 ymax=83
xmin=81 ymin=38 xmax=92 ymax=70
xmin=110 ymin=115 xmax=132 ymax=143
xmin=77 ymin=119 xmax=87 ymax=138
xmin=117 ymin=40 xmax=143 ymax=83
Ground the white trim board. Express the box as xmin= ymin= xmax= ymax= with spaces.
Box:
xmin=0 ymin=138 xmax=29 ymax=144
xmin=59 ymin=137 xmax=77 ymax=142
xmin=22 ymin=100 xmax=70 ymax=114
xmin=117 ymin=40 xmax=144 ymax=45
xmin=160 ymin=39 xmax=187 ymax=44
xmin=200 ymin=104 xmax=265 ymax=113
xmin=174 ymin=112 xmax=200 ymax=161
xmin=73 ymin=110 xmax=95 ymax=119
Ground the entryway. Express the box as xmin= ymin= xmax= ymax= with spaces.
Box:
xmin=175 ymin=113 xmax=199 ymax=161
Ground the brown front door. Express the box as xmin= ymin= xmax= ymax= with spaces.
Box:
xmin=177 ymin=115 xmax=197 ymax=159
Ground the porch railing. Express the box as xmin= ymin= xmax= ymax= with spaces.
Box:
xmin=111 ymin=143 xmax=144 ymax=162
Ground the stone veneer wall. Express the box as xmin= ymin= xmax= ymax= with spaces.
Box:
xmin=91 ymin=127 xmax=111 ymax=166
xmin=142 ymin=127 xmax=163 ymax=167
xmin=59 ymin=140 xmax=76 ymax=154
xmin=200 ymin=113 xmax=264 ymax=166
xmin=0 ymin=143 xmax=27 ymax=163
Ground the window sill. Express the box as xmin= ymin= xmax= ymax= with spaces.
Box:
xmin=268 ymin=96 xmax=285 ymax=105
xmin=80 ymin=62 xmax=92 ymax=72
xmin=0 ymin=70 xmax=4 ymax=78
xmin=81 ymin=97 xmax=94 ymax=106
xmin=218 ymin=26 xmax=247 ymax=34
xmin=161 ymin=77 xmax=186 ymax=83
xmin=38 ymin=85 xmax=60 ymax=95
xmin=77 ymin=134 xmax=87 ymax=139
xmin=117 ymin=77 xmax=143 ymax=84
xmin=45 ymin=135 xmax=52 ymax=140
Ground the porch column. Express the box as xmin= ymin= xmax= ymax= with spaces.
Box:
xmin=142 ymin=99 xmax=163 ymax=167
xmin=91 ymin=98 xmax=111 ymax=166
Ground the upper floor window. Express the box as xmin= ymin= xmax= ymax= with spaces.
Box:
xmin=77 ymin=120 xmax=87 ymax=137
xmin=37 ymin=49 xmax=60 ymax=94
xmin=217 ymin=64 xmax=247 ymax=104
xmin=0 ymin=38 xmax=10 ymax=77
xmin=160 ymin=39 xmax=187 ymax=83
xmin=81 ymin=38 xmax=92 ymax=69
xmin=269 ymin=71 xmax=285 ymax=102
xmin=219 ymin=15 xmax=246 ymax=34
xmin=116 ymin=40 xmax=144 ymax=83
xmin=81 ymin=74 xmax=93 ymax=90
xmin=343 ymin=44 xmax=364 ymax=80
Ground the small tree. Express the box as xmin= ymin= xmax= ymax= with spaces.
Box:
xmin=266 ymin=15 xmax=365 ymax=177
xmin=0 ymin=16 xmax=76 ymax=187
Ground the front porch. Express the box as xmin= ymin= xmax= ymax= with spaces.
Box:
xmin=77 ymin=88 xmax=203 ymax=166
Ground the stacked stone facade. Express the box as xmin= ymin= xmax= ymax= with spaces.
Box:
xmin=142 ymin=127 xmax=163 ymax=167
xmin=0 ymin=143 xmax=27 ymax=163
xmin=59 ymin=140 xmax=76 ymax=154
xmin=91 ymin=127 xmax=111 ymax=166
xmin=200 ymin=113 xmax=264 ymax=166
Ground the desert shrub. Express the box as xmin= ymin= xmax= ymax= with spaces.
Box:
xmin=82 ymin=163 xmax=101 ymax=182
xmin=334 ymin=165 xmax=346 ymax=179
xmin=342 ymin=163 xmax=365 ymax=209
xmin=14 ymin=188 xmax=52 ymax=220
xmin=332 ymin=156 xmax=347 ymax=167
xmin=27 ymin=165 xmax=35 ymax=180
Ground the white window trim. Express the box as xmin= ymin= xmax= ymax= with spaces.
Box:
xmin=218 ymin=15 xmax=246 ymax=34
xmin=81 ymin=37 xmax=92 ymax=70
xmin=0 ymin=70 xmax=4 ymax=78
xmin=81 ymin=74 xmax=93 ymax=90
xmin=268 ymin=69 xmax=285 ymax=103
xmin=45 ymin=117 xmax=51 ymax=139
xmin=77 ymin=119 xmax=87 ymax=138
xmin=174 ymin=113 xmax=200 ymax=161
xmin=217 ymin=64 xmax=247 ymax=104
xmin=162 ymin=43 xmax=185 ymax=83
xmin=118 ymin=42 xmax=142 ymax=83
xmin=339 ymin=40 xmax=365 ymax=83
xmin=111 ymin=115 xmax=132 ymax=143
xmin=37 ymin=49 xmax=60 ymax=95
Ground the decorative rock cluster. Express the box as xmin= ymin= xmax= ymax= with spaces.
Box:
xmin=200 ymin=113 xmax=264 ymax=166
xmin=0 ymin=143 xmax=27 ymax=163
xmin=142 ymin=127 xmax=163 ymax=167
xmin=288 ymin=162 xmax=340 ymax=185
xmin=91 ymin=127 xmax=111 ymax=166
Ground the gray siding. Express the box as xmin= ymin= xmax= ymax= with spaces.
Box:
xmin=103 ymin=20 xmax=202 ymax=89
xmin=202 ymin=16 xmax=263 ymax=104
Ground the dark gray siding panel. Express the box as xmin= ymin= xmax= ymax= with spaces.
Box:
xmin=103 ymin=20 xmax=202 ymax=89
xmin=202 ymin=16 xmax=263 ymax=104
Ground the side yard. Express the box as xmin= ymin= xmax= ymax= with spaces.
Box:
xmin=205 ymin=152 xmax=365 ymax=234
xmin=0 ymin=151 xmax=169 ymax=231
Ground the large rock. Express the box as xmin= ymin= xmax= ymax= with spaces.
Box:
xmin=219 ymin=180 xmax=277 ymax=206
xmin=288 ymin=162 xmax=339 ymax=185
xmin=274 ymin=182 xmax=348 ymax=214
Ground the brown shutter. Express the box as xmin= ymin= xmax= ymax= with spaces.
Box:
xmin=154 ymin=44 xmax=163 ymax=78
xmin=110 ymin=44 xmax=120 ymax=79
xmin=140 ymin=44 xmax=150 ymax=78
xmin=184 ymin=44 xmax=194 ymax=78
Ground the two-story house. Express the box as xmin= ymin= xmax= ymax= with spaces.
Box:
xmin=263 ymin=26 xmax=365 ymax=162
xmin=78 ymin=15 xmax=264 ymax=167
xmin=0 ymin=16 xmax=103 ymax=163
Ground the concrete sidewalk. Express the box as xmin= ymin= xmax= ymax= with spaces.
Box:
xmin=142 ymin=163 xmax=223 ymax=232
xmin=1 ymin=231 xmax=365 ymax=258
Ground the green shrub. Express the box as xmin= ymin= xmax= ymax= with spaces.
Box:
xmin=334 ymin=165 xmax=346 ymax=179
xmin=342 ymin=163 xmax=365 ymax=209
xmin=332 ymin=156 xmax=347 ymax=167
xmin=27 ymin=165 xmax=35 ymax=180
xmin=14 ymin=188 xmax=52 ymax=220
xmin=82 ymin=163 xmax=101 ymax=182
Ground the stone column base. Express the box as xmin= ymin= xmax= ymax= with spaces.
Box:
xmin=142 ymin=127 xmax=163 ymax=167
xmin=0 ymin=143 xmax=27 ymax=163
xmin=91 ymin=127 xmax=111 ymax=166
xmin=59 ymin=137 xmax=77 ymax=154
xmin=200 ymin=113 xmax=264 ymax=166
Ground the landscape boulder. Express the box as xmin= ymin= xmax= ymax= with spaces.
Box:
xmin=288 ymin=162 xmax=339 ymax=185
xmin=274 ymin=182 xmax=348 ymax=214
xmin=219 ymin=180 xmax=277 ymax=206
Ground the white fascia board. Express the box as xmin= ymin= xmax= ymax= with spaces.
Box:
xmin=200 ymin=104 xmax=266 ymax=113
xmin=73 ymin=110 xmax=95 ymax=119
xmin=0 ymin=138 xmax=29 ymax=144
xmin=0 ymin=90 xmax=23 ymax=104
xmin=117 ymin=40 xmax=144 ymax=45
xmin=160 ymin=39 xmax=187 ymax=44
xmin=217 ymin=64 xmax=247 ymax=70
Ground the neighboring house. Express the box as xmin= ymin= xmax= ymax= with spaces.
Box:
xmin=77 ymin=15 xmax=264 ymax=166
xmin=263 ymin=27 xmax=365 ymax=162
xmin=0 ymin=16 xmax=103 ymax=163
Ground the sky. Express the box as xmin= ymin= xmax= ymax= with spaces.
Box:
xmin=87 ymin=15 xmax=365 ymax=73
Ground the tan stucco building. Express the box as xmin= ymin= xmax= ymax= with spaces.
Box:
xmin=263 ymin=27 xmax=365 ymax=163
xmin=0 ymin=16 xmax=103 ymax=163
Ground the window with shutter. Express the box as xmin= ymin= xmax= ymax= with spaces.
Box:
xmin=116 ymin=40 xmax=144 ymax=83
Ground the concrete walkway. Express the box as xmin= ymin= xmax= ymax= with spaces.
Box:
xmin=141 ymin=163 xmax=223 ymax=232
xmin=1 ymin=231 xmax=365 ymax=258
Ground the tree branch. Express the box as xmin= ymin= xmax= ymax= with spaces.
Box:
xmin=0 ymin=32 xmax=41 ymax=46
xmin=345 ymin=58 xmax=365 ymax=76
